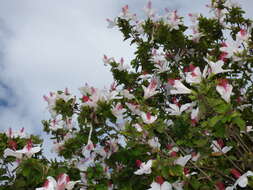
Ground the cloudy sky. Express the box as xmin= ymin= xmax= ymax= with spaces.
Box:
xmin=0 ymin=0 xmax=252 ymax=156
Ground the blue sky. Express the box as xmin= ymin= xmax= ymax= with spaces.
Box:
xmin=0 ymin=0 xmax=252 ymax=156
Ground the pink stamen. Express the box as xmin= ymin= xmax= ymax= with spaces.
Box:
xmin=43 ymin=179 xmax=50 ymax=187
xmin=146 ymin=112 xmax=151 ymax=120
xmin=168 ymin=79 xmax=175 ymax=86
xmin=135 ymin=160 xmax=142 ymax=167
xmin=230 ymin=169 xmax=241 ymax=179
xmin=155 ymin=176 xmax=164 ymax=185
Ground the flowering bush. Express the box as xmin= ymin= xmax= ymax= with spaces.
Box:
xmin=1 ymin=0 xmax=253 ymax=189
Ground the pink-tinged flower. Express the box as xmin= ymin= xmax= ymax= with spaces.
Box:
xmin=116 ymin=58 xmax=130 ymax=71
xmin=236 ymin=29 xmax=250 ymax=42
xmin=188 ymin=13 xmax=199 ymax=23
xmin=142 ymin=78 xmax=159 ymax=99
xmin=4 ymin=140 xmax=41 ymax=159
xmin=211 ymin=140 xmax=232 ymax=156
xmin=191 ymin=107 xmax=199 ymax=125
xmin=167 ymin=103 xmax=192 ymax=116
xmin=119 ymin=5 xmax=136 ymax=20
xmin=126 ymin=102 xmax=141 ymax=115
xmin=189 ymin=25 xmax=203 ymax=42
xmin=148 ymin=180 xmax=172 ymax=190
xmin=43 ymin=90 xmax=72 ymax=118
xmin=36 ymin=174 xmax=79 ymax=190
xmin=174 ymin=155 xmax=192 ymax=167
xmin=216 ymin=79 xmax=233 ymax=103
xmin=5 ymin=127 xmax=28 ymax=139
xmin=103 ymin=55 xmax=115 ymax=65
xmin=36 ymin=176 xmax=57 ymax=190
xmin=220 ymin=41 xmax=242 ymax=61
xmin=141 ymin=112 xmax=157 ymax=124
xmin=143 ymin=1 xmax=155 ymax=18
xmin=168 ymin=79 xmax=192 ymax=94
xmin=185 ymin=65 xmax=202 ymax=84
xmin=165 ymin=10 xmax=183 ymax=31
xmin=106 ymin=18 xmax=117 ymax=29
xmin=111 ymin=103 xmax=126 ymax=118
xmin=226 ymin=170 xmax=253 ymax=189
xmin=206 ymin=59 xmax=231 ymax=75
xmin=134 ymin=160 xmax=152 ymax=175
xmin=49 ymin=117 xmax=66 ymax=131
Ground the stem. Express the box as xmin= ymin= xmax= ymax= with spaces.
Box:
xmin=211 ymin=140 xmax=243 ymax=173
xmin=166 ymin=133 xmax=212 ymax=182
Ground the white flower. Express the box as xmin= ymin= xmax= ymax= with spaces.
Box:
xmin=120 ymin=89 xmax=135 ymax=99
xmin=165 ymin=10 xmax=183 ymax=31
xmin=220 ymin=41 xmax=242 ymax=61
xmin=191 ymin=107 xmax=199 ymax=124
xmin=174 ymin=155 xmax=192 ymax=167
xmin=143 ymin=1 xmax=155 ymax=18
xmin=133 ymin=123 xmax=143 ymax=132
xmin=103 ymin=55 xmax=115 ymax=65
xmin=206 ymin=59 xmax=231 ymax=75
xmin=226 ymin=171 xmax=253 ymax=189
xmin=167 ymin=103 xmax=192 ymax=116
xmin=147 ymin=181 xmax=172 ymax=190
xmin=106 ymin=18 xmax=117 ymax=29
xmin=148 ymin=137 xmax=161 ymax=150
xmin=172 ymin=181 xmax=184 ymax=190
xmin=211 ymin=140 xmax=232 ymax=155
xmin=168 ymin=79 xmax=192 ymax=94
xmin=236 ymin=29 xmax=250 ymax=42
xmin=142 ymin=78 xmax=159 ymax=99
xmin=126 ymin=102 xmax=141 ymax=115
xmin=141 ymin=112 xmax=157 ymax=124
xmin=5 ymin=127 xmax=28 ymax=139
xmin=119 ymin=5 xmax=136 ymax=20
xmin=134 ymin=160 xmax=152 ymax=175
xmin=216 ymin=79 xmax=233 ymax=103
xmin=4 ymin=141 xmax=41 ymax=159
xmin=111 ymin=103 xmax=126 ymax=118
xmin=185 ymin=65 xmax=202 ymax=84
xmin=189 ymin=25 xmax=203 ymax=42
xmin=116 ymin=58 xmax=130 ymax=71
xmin=36 ymin=173 xmax=79 ymax=190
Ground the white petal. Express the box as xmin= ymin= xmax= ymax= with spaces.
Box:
xmin=175 ymin=155 xmax=191 ymax=167
xmin=161 ymin=181 xmax=172 ymax=190
xmin=237 ymin=176 xmax=248 ymax=188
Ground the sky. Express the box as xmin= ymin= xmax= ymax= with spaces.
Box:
xmin=0 ymin=0 xmax=252 ymax=156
